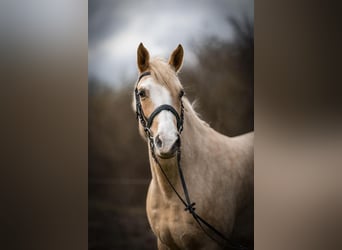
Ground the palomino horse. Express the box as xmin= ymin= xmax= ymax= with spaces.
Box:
xmin=132 ymin=43 xmax=253 ymax=250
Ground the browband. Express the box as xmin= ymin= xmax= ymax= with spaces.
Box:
xmin=137 ymin=71 xmax=151 ymax=82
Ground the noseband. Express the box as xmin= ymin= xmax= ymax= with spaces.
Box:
xmin=134 ymin=71 xmax=184 ymax=137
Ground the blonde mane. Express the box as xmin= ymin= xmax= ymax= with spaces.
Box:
xmin=183 ymin=98 xmax=210 ymax=128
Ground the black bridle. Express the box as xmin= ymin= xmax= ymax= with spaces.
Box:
xmin=135 ymin=71 xmax=184 ymax=136
xmin=134 ymin=72 xmax=247 ymax=250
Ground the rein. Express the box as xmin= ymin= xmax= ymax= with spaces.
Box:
xmin=135 ymin=72 xmax=246 ymax=249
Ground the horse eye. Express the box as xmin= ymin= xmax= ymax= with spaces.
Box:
xmin=179 ymin=90 xmax=184 ymax=98
xmin=138 ymin=90 xmax=146 ymax=98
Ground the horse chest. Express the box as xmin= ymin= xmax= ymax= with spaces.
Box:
xmin=147 ymin=191 xmax=200 ymax=248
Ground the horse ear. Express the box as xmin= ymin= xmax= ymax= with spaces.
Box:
xmin=169 ymin=44 xmax=184 ymax=73
xmin=137 ymin=43 xmax=150 ymax=73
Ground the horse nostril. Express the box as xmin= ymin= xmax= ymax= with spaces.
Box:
xmin=155 ymin=135 xmax=163 ymax=148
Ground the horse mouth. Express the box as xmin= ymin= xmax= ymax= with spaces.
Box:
xmin=157 ymin=150 xmax=177 ymax=159
xmin=155 ymin=138 xmax=179 ymax=159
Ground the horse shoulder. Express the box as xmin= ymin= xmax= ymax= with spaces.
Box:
xmin=146 ymin=181 xmax=183 ymax=248
xmin=147 ymin=181 xmax=216 ymax=249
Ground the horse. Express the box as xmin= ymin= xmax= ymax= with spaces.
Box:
xmin=132 ymin=43 xmax=254 ymax=250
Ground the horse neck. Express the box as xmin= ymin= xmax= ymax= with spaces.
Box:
xmin=148 ymin=99 xmax=210 ymax=199
xmin=148 ymin=151 xmax=179 ymax=199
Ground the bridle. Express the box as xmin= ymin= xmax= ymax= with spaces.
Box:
xmin=134 ymin=71 xmax=184 ymax=137
xmin=134 ymin=72 xmax=247 ymax=250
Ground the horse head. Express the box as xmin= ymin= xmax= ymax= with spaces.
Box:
xmin=133 ymin=43 xmax=185 ymax=159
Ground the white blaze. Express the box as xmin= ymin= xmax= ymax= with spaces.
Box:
xmin=139 ymin=78 xmax=178 ymax=153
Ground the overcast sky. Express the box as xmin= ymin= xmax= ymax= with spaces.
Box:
xmin=89 ymin=0 xmax=253 ymax=88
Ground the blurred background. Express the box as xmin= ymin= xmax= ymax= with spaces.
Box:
xmin=1 ymin=1 xmax=341 ymax=250
xmin=89 ymin=0 xmax=254 ymax=249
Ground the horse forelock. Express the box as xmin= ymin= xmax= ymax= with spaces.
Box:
xmin=148 ymin=57 xmax=182 ymax=97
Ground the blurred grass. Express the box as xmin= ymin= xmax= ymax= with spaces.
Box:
xmin=89 ymin=17 xmax=253 ymax=250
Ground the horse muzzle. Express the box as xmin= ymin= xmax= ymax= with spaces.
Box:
xmin=154 ymin=134 xmax=180 ymax=159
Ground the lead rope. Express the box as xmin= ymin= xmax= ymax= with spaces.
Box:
xmin=135 ymin=73 xmax=247 ymax=250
